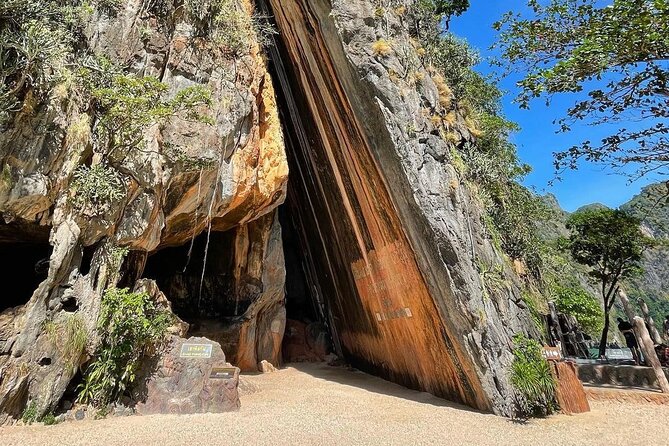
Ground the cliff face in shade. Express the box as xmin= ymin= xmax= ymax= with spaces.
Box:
xmin=263 ymin=0 xmax=535 ymax=415
xmin=0 ymin=0 xmax=287 ymax=423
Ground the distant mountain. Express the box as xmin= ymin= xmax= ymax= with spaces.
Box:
xmin=620 ymin=183 xmax=669 ymax=323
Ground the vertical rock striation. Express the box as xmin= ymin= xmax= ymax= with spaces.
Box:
xmin=263 ymin=0 xmax=534 ymax=415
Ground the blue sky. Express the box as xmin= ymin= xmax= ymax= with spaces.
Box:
xmin=449 ymin=1 xmax=658 ymax=212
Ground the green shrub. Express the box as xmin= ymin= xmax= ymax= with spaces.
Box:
xmin=184 ymin=0 xmax=277 ymax=56
xmin=510 ymin=334 xmax=558 ymax=418
xmin=41 ymin=412 xmax=57 ymax=425
xmin=89 ymin=73 xmax=212 ymax=160
xmin=44 ymin=314 xmax=88 ymax=372
xmin=553 ymin=284 xmax=604 ymax=336
xmin=77 ymin=288 xmax=171 ymax=407
xmin=21 ymin=401 xmax=38 ymax=424
xmin=70 ymin=164 xmax=125 ymax=216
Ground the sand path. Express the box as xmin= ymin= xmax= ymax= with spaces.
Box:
xmin=2 ymin=362 xmax=667 ymax=446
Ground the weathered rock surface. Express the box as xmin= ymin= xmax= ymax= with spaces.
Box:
xmin=282 ymin=320 xmax=330 ymax=363
xmin=1 ymin=0 xmax=542 ymax=423
xmin=133 ymin=336 xmax=240 ymax=415
xmin=0 ymin=0 xmax=286 ymax=423
xmin=263 ymin=0 xmax=535 ymax=415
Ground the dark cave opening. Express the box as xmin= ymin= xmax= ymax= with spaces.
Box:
xmin=0 ymin=221 xmax=52 ymax=312
xmin=279 ymin=205 xmax=319 ymax=325
xmin=142 ymin=230 xmax=241 ymax=324
xmin=279 ymin=202 xmax=335 ymax=362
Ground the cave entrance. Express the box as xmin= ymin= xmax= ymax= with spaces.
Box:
xmin=279 ymin=203 xmax=336 ymax=363
xmin=142 ymin=230 xmax=242 ymax=325
xmin=0 ymin=220 xmax=52 ymax=313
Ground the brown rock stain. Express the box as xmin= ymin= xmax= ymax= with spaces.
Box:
xmin=268 ymin=0 xmax=490 ymax=411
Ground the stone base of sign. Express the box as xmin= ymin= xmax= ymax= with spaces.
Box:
xmin=551 ymin=361 xmax=590 ymax=414
xmin=133 ymin=336 xmax=240 ymax=415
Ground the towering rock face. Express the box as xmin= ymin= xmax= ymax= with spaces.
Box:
xmin=1 ymin=0 xmax=537 ymax=422
xmin=0 ymin=0 xmax=287 ymax=422
xmin=263 ymin=0 xmax=534 ymax=415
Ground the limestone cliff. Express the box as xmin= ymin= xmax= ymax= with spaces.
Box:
xmin=262 ymin=0 xmax=535 ymax=415
xmin=0 ymin=0 xmax=287 ymax=423
xmin=1 ymin=0 xmax=537 ymax=422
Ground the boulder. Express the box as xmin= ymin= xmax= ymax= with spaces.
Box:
xmin=133 ymin=336 xmax=240 ymax=415
xmin=283 ymin=320 xmax=327 ymax=363
xmin=258 ymin=360 xmax=277 ymax=373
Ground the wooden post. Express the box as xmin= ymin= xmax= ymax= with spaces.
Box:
xmin=618 ymin=289 xmax=636 ymax=322
xmin=639 ymin=298 xmax=663 ymax=344
xmin=633 ymin=316 xmax=669 ymax=393
xmin=548 ymin=302 xmax=565 ymax=356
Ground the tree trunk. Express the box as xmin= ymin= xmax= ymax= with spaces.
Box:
xmin=639 ymin=299 xmax=663 ymax=344
xmin=618 ymin=289 xmax=636 ymax=321
xmin=598 ymin=310 xmax=611 ymax=358
xmin=633 ymin=317 xmax=669 ymax=393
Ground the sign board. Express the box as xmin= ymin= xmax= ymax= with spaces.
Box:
xmin=605 ymin=348 xmax=634 ymax=360
xmin=210 ymin=367 xmax=237 ymax=380
xmin=541 ymin=346 xmax=562 ymax=361
xmin=179 ymin=343 xmax=213 ymax=358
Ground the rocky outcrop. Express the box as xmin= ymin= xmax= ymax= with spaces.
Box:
xmin=263 ymin=0 xmax=534 ymax=415
xmin=2 ymin=0 xmax=541 ymax=422
xmin=0 ymin=0 xmax=287 ymax=423
xmin=133 ymin=336 xmax=240 ymax=415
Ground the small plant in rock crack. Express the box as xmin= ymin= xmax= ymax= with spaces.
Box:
xmin=510 ymin=334 xmax=558 ymax=418
xmin=44 ymin=314 xmax=88 ymax=372
xmin=21 ymin=401 xmax=38 ymax=425
xmin=69 ymin=164 xmax=125 ymax=217
xmin=77 ymin=288 xmax=171 ymax=407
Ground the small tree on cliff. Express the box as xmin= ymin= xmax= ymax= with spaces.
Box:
xmin=564 ymin=208 xmax=653 ymax=357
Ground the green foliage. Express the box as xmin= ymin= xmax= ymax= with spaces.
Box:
xmin=0 ymin=0 xmax=75 ymax=124
xmin=413 ymin=0 xmax=470 ymax=29
xmin=44 ymin=314 xmax=88 ymax=371
xmin=476 ymin=259 xmax=507 ymax=299
xmin=521 ymin=290 xmax=547 ymax=334
xmin=494 ymin=0 xmax=669 ymax=178
xmin=70 ymin=164 xmax=125 ymax=216
xmin=553 ymin=284 xmax=604 ymax=336
xmin=510 ymin=334 xmax=558 ymax=418
xmin=566 ymin=208 xmax=653 ymax=288
xmin=21 ymin=401 xmax=38 ymax=424
xmin=41 ymin=412 xmax=57 ymax=425
xmin=565 ymin=207 xmax=654 ymax=355
xmin=89 ymin=72 xmax=213 ymax=161
xmin=78 ymin=288 xmax=171 ymax=407
xmin=184 ymin=0 xmax=277 ymax=56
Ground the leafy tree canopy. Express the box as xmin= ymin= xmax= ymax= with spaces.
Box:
xmin=553 ymin=283 xmax=604 ymax=335
xmin=564 ymin=207 xmax=654 ymax=355
xmin=494 ymin=0 xmax=669 ymax=178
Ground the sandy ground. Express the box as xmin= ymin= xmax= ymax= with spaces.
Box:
xmin=2 ymin=363 xmax=668 ymax=446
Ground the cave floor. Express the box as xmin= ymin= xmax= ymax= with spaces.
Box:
xmin=2 ymin=362 xmax=668 ymax=446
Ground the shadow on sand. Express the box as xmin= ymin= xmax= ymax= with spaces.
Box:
xmin=282 ymin=361 xmax=487 ymax=414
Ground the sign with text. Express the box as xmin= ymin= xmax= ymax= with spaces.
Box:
xmin=179 ymin=343 xmax=213 ymax=358
xmin=606 ymin=348 xmax=634 ymax=360
xmin=541 ymin=346 xmax=562 ymax=361
xmin=210 ymin=367 xmax=236 ymax=380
